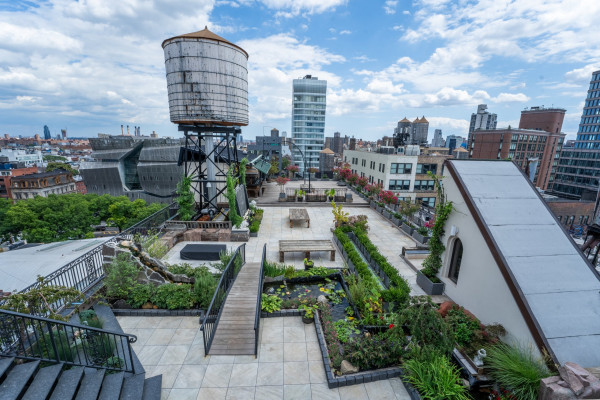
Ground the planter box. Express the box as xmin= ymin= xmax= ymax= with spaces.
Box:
xmin=382 ymin=210 xmax=391 ymax=219
xmin=401 ymin=223 xmax=414 ymax=235
xmin=416 ymin=271 xmax=445 ymax=295
xmin=391 ymin=217 xmax=401 ymax=226
xmin=279 ymin=193 xmax=286 ymax=202
xmin=412 ymin=231 xmax=430 ymax=244
xmin=370 ymin=201 xmax=376 ymax=209
xmin=376 ymin=205 xmax=383 ymax=213
xmin=249 ymin=232 xmax=258 ymax=237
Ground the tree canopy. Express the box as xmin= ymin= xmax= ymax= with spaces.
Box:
xmin=1 ymin=194 xmax=165 ymax=243
xmin=46 ymin=162 xmax=79 ymax=176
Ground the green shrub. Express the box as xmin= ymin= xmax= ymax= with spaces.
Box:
xmin=264 ymin=261 xmax=288 ymax=277
xmin=445 ymin=306 xmax=481 ymax=347
xmin=79 ymin=310 xmax=103 ymax=329
xmin=194 ymin=270 xmax=218 ymax=309
xmin=346 ymin=329 xmax=407 ymax=370
xmin=138 ymin=233 xmax=168 ymax=259
xmin=400 ymin=296 xmax=454 ymax=356
xmin=217 ymin=249 xmax=243 ymax=274
xmin=261 ymin=294 xmax=282 ymax=313
xmin=249 ymin=220 xmax=260 ymax=233
xmin=485 ymin=342 xmax=551 ymax=400
xmin=104 ymin=356 xmax=125 ymax=370
xmin=84 ymin=331 xmax=115 ymax=365
xmin=127 ymin=284 xmax=155 ymax=308
xmin=416 ymin=226 xmax=429 ymax=236
xmin=151 ymin=284 xmax=195 ymax=309
xmin=404 ymin=353 xmax=471 ymax=400
xmin=104 ymin=253 xmax=139 ymax=299
xmin=33 ymin=329 xmax=74 ymax=362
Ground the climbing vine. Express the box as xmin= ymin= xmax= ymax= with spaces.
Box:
xmin=176 ymin=176 xmax=195 ymax=221
xmin=226 ymin=168 xmax=243 ymax=228
xmin=421 ymin=172 xmax=453 ymax=282
xmin=239 ymin=158 xmax=249 ymax=187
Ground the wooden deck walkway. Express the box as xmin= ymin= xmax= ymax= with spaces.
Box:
xmin=209 ymin=262 xmax=261 ymax=355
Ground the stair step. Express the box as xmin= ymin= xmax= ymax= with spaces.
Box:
xmin=98 ymin=372 xmax=125 ymax=400
xmin=0 ymin=360 xmax=40 ymax=400
xmin=49 ymin=367 xmax=85 ymax=400
xmin=119 ymin=374 xmax=145 ymax=400
xmin=0 ymin=357 xmax=15 ymax=379
xmin=22 ymin=363 xmax=63 ymax=400
xmin=74 ymin=368 xmax=106 ymax=400
xmin=141 ymin=375 xmax=162 ymax=400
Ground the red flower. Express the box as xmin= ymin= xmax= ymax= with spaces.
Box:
xmin=380 ymin=316 xmax=384 ymax=320
xmin=389 ymin=324 xmax=395 ymax=329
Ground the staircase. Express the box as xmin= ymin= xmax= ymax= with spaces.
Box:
xmin=0 ymin=357 xmax=161 ymax=400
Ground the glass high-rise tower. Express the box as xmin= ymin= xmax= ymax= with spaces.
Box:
xmin=292 ymin=75 xmax=327 ymax=175
xmin=551 ymin=70 xmax=600 ymax=199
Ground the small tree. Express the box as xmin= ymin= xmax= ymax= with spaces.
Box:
xmin=226 ymin=169 xmax=243 ymax=228
xmin=398 ymin=199 xmax=420 ymax=220
xmin=276 ymin=176 xmax=290 ymax=193
xmin=176 ymin=176 xmax=195 ymax=221
xmin=239 ymin=158 xmax=249 ymax=187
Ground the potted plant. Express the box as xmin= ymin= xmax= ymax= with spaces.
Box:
xmin=276 ymin=176 xmax=290 ymax=201
xmin=326 ymin=188 xmax=335 ymax=202
xmin=413 ymin=226 xmax=431 ymax=244
xmin=391 ymin=212 xmax=402 ymax=226
xmin=299 ymin=304 xmax=318 ymax=324
xmin=303 ymin=257 xmax=314 ymax=270
xmin=297 ymin=189 xmax=305 ymax=202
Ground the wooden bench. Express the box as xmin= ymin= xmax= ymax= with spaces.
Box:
xmin=289 ymin=208 xmax=310 ymax=228
xmin=279 ymin=240 xmax=336 ymax=262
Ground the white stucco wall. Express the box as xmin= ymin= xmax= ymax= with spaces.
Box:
xmin=439 ymin=173 xmax=541 ymax=355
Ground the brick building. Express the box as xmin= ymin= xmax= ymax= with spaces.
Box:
xmin=0 ymin=162 xmax=38 ymax=200
xmin=469 ymin=107 xmax=566 ymax=191
xmin=11 ymin=169 xmax=76 ymax=200
xmin=543 ymin=197 xmax=595 ymax=228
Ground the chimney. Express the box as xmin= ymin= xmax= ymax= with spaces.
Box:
xmin=127 ymin=125 xmax=130 ymax=135
xmin=121 ymin=125 xmax=124 ymax=135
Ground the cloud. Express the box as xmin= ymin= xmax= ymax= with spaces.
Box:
xmin=493 ymin=93 xmax=530 ymax=103
xmin=339 ymin=30 xmax=351 ymax=35
xmin=565 ymin=64 xmax=600 ymax=83
xmin=383 ymin=0 xmax=398 ymax=14
xmin=260 ymin=0 xmax=347 ymax=16
xmin=421 ymin=87 xmax=490 ymax=106
xmin=426 ymin=116 xmax=469 ymax=133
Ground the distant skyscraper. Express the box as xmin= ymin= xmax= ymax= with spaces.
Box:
xmin=332 ymin=131 xmax=343 ymax=155
xmin=468 ymin=104 xmax=497 ymax=150
xmin=431 ymin=129 xmax=444 ymax=147
xmin=43 ymin=125 xmax=51 ymax=140
xmin=393 ymin=117 xmax=429 ymax=146
xmin=61 ymin=129 xmax=67 ymax=139
xmin=292 ymin=75 xmax=327 ymax=174
xmin=270 ymin=128 xmax=279 ymax=137
xmin=551 ymin=70 xmax=600 ymax=200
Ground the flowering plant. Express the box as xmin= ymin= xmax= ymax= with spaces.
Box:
xmin=276 ymin=176 xmax=289 ymax=193
xmin=379 ymin=190 xmax=398 ymax=205
xmin=286 ymin=165 xmax=299 ymax=173
xmin=356 ymin=176 xmax=368 ymax=188
xmin=308 ymin=167 xmax=319 ymax=173
xmin=338 ymin=168 xmax=352 ymax=181
xmin=425 ymin=218 xmax=435 ymax=229
xmin=348 ymin=173 xmax=359 ymax=184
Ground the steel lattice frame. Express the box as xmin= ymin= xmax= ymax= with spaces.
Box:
xmin=178 ymin=125 xmax=241 ymax=214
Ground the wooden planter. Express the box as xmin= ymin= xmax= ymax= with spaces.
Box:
xmin=412 ymin=231 xmax=430 ymax=244
xmin=416 ymin=271 xmax=445 ymax=295
xmin=401 ymin=223 xmax=414 ymax=235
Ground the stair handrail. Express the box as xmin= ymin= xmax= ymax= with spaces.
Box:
xmin=0 ymin=308 xmax=137 ymax=373
xmin=254 ymin=244 xmax=266 ymax=356
xmin=200 ymin=243 xmax=246 ymax=355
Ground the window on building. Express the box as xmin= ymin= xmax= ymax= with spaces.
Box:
xmin=414 ymin=180 xmax=435 ymax=191
xmin=391 ymin=163 xmax=412 ymax=174
xmin=416 ymin=163 xmax=437 ymax=174
xmin=389 ymin=180 xmax=410 ymax=190
xmin=448 ymin=238 xmax=463 ymax=283
xmin=419 ymin=197 xmax=436 ymax=207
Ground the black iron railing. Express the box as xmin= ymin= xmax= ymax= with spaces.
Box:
xmin=4 ymin=203 xmax=176 ymax=315
xmin=254 ymin=244 xmax=266 ymax=355
xmin=200 ymin=244 xmax=246 ymax=355
xmin=0 ymin=309 xmax=137 ymax=373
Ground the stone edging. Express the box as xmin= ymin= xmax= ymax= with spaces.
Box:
xmin=112 ymin=308 xmax=205 ymax=317
xmin=261 ymin=307 xmax=420 ymax=397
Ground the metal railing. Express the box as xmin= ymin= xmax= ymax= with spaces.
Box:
xmin=4 ymin=202 xmax=176 ymax=315
xmin=254 ymin=244 xmax=266 ymax=356
xmin=284 ymin=187 xmax=347 ymax=202
xmin=0 ymin=309 xmax=137 ymax=373
xmin=200 ymin=244 xmax=246 ymax=355
xmin=164 ymin=220 xmax=232 ymax=230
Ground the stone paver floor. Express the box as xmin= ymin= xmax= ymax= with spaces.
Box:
xmin=119 ymin=316 xmax=410 ymax=400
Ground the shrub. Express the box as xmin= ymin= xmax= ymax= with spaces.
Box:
xmin=151 ymin=284 xmax=195 ymax=309
xmin=485 ymin=342 xmax=551 ymax=400
xmin=127 ymin=284 xmax=155 ymax=308
xmin=217 ymin=249 xmax=242 ymax=274
xmin=249 ymin=220 xmax=260 ymax=233
xmin=176 ymin=176 xmax=195 ymax=221
xmin=319 ymin=303 xmax=343 ymax=369
xmin=79 ymin=310 xmax=103 ymax=329
xmin=263 ymin=261 xmax=288 ymax=277
xmin=104 ymin=356 xmax=124 ymax=370
xmin=261 ymin=294 xmax=282 ymax=313
xmin=346 ymin=329 xmax=407 ymax=371
xmin=416 ymin=226 xmax=429 ymax=236
xmin=404 ymin=352 xmax=471 ymax=400
xmin=445 ymin=306 xmax=481 ymax=347
xmin=400 ymin=296 xmax=454 ymax=356
xmin=34 ymin=329 xmax=74 ymax=362
xmin=104 ymin=253 xmax=139 ymax=299
xmin=138 ymin=233 xmax=169 ymax=259
xmin=194 ymin=270 xmax=218 ymax=309
xmin=84 ymin=331 xmax=115 ymax=365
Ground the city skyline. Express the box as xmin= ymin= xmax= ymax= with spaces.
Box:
xmin=0 ymin=0 xmax=599 ymax=141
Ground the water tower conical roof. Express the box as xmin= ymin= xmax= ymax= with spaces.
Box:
xmin=162 ymin=26 xmax=248 ymax=58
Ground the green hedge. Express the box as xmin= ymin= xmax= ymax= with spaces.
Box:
xmin=335 ymin=226 xmax=410 ymax=304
